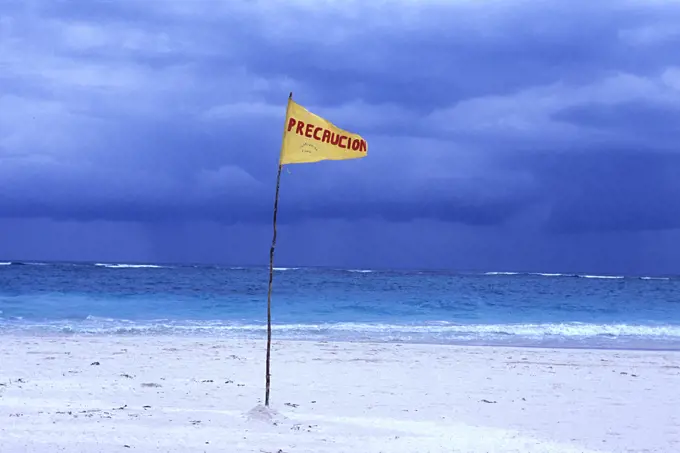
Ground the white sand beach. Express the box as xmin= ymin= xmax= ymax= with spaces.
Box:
xmin=1 ymin=337 xmax=678 ymax=453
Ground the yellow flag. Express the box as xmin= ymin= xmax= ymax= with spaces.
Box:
xmin=279 ymin=98 xmax=368 ymax=165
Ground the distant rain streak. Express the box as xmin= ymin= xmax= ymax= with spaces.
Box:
xmin=287 ymin=118 xmax=367 ymax=152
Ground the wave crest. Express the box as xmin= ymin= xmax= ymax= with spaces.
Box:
xmin=3 ymin=320 xmax=680 ymax=342
xmin=483 ymin=271 xmax=671 ymax=280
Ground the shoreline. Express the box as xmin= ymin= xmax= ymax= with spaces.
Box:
xmin=1 ymin=335 xmax=679 ymax=452
xmin=1 ymin=331 xmax=680 ymax=352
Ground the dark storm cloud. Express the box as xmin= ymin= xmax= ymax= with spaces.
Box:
xmin=553 ymin=101 xmax=680 ymax=142
xmin=1 ymin=0 xmax=680 ymax=233
xmin=531 ymin=149 xmax=680 ymax=233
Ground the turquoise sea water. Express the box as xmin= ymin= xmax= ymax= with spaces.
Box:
xmin=1 ymin=262 xmax=680 ymax=349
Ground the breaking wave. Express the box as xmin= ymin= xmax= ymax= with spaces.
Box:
xmin=483 ymin=271 xmax=672 ymax=280
xmin=530 ymin=272 xmax=576 ymax=277
xmin=2 ymin=319 xmax=679 ymax=349
xmin=578 ymin=275 xmax=624 ymax=279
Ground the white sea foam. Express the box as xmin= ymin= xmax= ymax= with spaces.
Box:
xmin=94 ymin=263 xmax=166 ymax=269
xmin=84 ymin=315 xmax=127 ymax=322
xmin=0 ymin=262 xmax=11 ymax=266
xmin=251 ymin=322 xmax=680 ymax=338
xmin=578 ymin=275 xmax=625 ymax=279
xmin=8 ymin=320 xmax=680 ymax=341
xmin=273 ymin=267 xmax=299 ymax=271
xmin=530 ymin=272 xmax=576 ymax=277
xmin=347 ymin=269 xmax=374 ymax=273
xmin=481 ymin=271 xmax=676 ymax=280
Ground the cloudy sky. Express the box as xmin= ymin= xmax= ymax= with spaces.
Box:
xmin=1 ymin=0 xmax=680 ymax=274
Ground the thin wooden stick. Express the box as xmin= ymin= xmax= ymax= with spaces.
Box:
xmin=265 ymin=163 xmax=282 ymax=407
xmin=264 ymin=92 xmax=292 ymax=407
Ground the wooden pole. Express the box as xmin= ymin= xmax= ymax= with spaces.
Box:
xmin=264 ymin=164 xmax=282 ymax=407
xmin=264 ymin=92 xmax=292 ymax=407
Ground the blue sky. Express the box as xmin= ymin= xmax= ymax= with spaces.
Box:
xmin=1 ymin=0 xmax=680 ymax=274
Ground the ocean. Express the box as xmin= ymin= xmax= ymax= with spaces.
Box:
xmin=1 ymin=262 xmax=679 ymax=350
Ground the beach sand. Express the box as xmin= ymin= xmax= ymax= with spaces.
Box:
xmin=1 ymin=337 xmax=678 ymax=452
